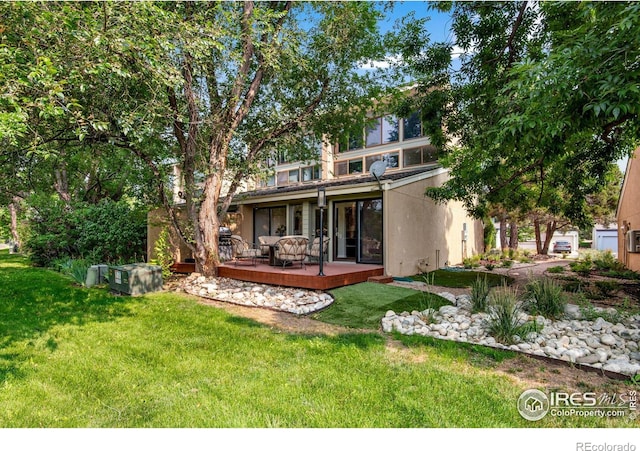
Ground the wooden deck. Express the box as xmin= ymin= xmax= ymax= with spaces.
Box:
xmin=217 ymin=261 xmax=385 ymax=290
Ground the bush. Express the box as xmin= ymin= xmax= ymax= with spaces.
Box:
xmin=547 ymin=266 xmax=565 ymax=274
xmin=463 ymin=255 xmax=481 ymax=269
xmin=602 ymin=270 xmax=640 ymax=280
xmin=593 ymin=251 xmax=626 ymax=272
xmin=23 ymin=198 xmax=147 ymax=266
xmin=486 ymin=285 xmax=537 ymax=345
xmin=570 ymin=256 xmax=593 ymax=277
xmin=68 ymin=259 xmax=91 ymax=286
xmin=501 ymin=259 xmax=514 ymax=268
xmin=525 ymin=278 xmax=566 ymax=319
xmin=470 ymin=275 xmax=490 ymax=313
xmin=151 ymin=227 xmax=174 ymax=279
xmin=594 ymin=280 xmax=619 ymax=297
xmin=22 ymin=197 xmax=74 ymax=266
xmin=484 ymin=221 xmax=496 ymax=251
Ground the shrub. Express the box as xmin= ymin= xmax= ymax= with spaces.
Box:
xmin=525 ymin=278 xmax=567 ymax=319
xmin=501 ymin=259 xmax=514 ymax=268
xmin=562 ymin=279 xmax=583 ymax=293
xmin=594 ymin=280 xmax=619 ymax=297
xmin=570 ymin=256 xmax=593 ymax=277
xmin=486 ymin=285 xmax=537 ymax=345
xmin=470 ymin=275 xmax=490 ymax=313
xmin=54 ymin=258 xmax=90 ymax=286
xmin=23 ymin=198 xmax=147 ymax=267
xmin=485 ymin=263 xmax=495 ymax=271
xmin=602 ymin=270 xmax=640 ymax=280
xmin=151 ymin=227 xmax=174 ymax=279
xmin=463 ymin=255 xmax=481 ymax=269
xmin=577 ymin=295 xmax=623 ymax=323
xmin=547 ymin=266 xmax=565 ymax=274
xmin=68 ymin=259 xmax=91 ymax=286
xmin=593 ymin=251 xmax=625 ymax=272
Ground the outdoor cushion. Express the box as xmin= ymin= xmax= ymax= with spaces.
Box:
xmin=274 ymin=236 xmax=309 ymax=269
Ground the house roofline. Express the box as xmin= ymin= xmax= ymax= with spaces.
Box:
xmin=232 ymin=164 xmax=446 ymax=205
xmin=616 ymin=147 xmax=638 ymax=219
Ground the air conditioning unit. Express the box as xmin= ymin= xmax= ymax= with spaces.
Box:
xmin=108 ymin=263 xmax=163 ymax=296
xmin=626 ymin=230 xmax=640 ymax=253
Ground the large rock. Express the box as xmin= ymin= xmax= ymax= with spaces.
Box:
xmin=437 ymin=292 xmax=457 ymax=304
xmin=439 ymin=305 xmax=459 ymax=316
xmin=599 ymin=334 xmax=617 ymax=346
xmin=564 ymin=304 xmax=582 ymax=320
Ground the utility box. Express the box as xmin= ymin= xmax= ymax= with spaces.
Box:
xmin=85 ymin=264 xmax=109 ymax=288
xmin=108 ymin=263 xmax=163 ymax=296
xmin=627 ymin=230 xmax=640 ymax=253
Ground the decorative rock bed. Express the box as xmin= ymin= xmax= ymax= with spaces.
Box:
xmin=382 ymin=292 xmax=640 ymax=376
xmin=179 ymin=273 xmax=334 ymax=314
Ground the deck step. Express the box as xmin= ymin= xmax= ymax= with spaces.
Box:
xmin=367 ymin=275 xmax=393 ymax=284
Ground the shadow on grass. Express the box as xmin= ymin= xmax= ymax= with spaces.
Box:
xmin=224 ymin=315 xmax=270 ymax=329
xmin=393 ymin=332 xmax=517 ymax=366
xmin=0 ymin=251 xmax=139 ymax=382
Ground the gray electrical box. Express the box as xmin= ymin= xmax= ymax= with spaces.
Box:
xmin=108 ymin=263 xmax=163 ymax=296
xmin=627 ymin=230 xmax=640 ymax=253
xmin=85 ymin=264 xmax=109 ymax=288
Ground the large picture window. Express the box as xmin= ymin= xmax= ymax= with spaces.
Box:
xmin=366 ymin=115 xmax=399 ymax=147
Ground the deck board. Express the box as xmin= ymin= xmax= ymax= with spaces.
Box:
xmin=217 ymin=261 xmax=384 ymax=290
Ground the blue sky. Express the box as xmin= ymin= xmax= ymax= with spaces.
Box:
xmin=379 ymin=1 xmax=452 ymax=42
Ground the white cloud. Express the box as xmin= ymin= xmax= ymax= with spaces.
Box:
xmin=360 ymin=54 xmax=403 ymax=70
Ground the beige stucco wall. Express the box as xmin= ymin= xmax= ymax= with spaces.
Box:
xmin=147 ymin=207 xmax=194 ymax=263
xmin=618 ymin=148 xmax=640 ymax=271
xmin=147 ymin=206 xmax=244 ymax=262
xmin=384 ymin=172 xmax=484 ymax=277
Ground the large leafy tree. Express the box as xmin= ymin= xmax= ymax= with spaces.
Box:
xmin=1 ymin=2 xmax=389 ymax=274
xmin=392 ymin=1 xmax=639 ymax=253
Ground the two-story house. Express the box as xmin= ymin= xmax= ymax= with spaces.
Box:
xmin=228 ymin=109 xmax=484 ymax=277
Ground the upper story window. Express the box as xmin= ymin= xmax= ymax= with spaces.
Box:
xmin=403 ymin=144 xmax=439 ymax=167
xmin=366 ymin=115 xmax=399 ymax=147
xmin=338 ymin=111 xmax=421 ymax=153
xmin=403 ymin=111 xmax=423 ymax=140
xmin=338 ymin=133 xmax=364 ymax=153
xmin=302 ymin=165 xmax=321 ymax=182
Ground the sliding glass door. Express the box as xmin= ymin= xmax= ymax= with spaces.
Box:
xmin=333 ymin=198 xmax=382 ymax=264
xmin=359 ymin=199 xmax=383 ymax=264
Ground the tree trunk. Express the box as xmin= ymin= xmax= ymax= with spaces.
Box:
xmin=541 ymin=220 xmax=557 ymax=255
xmin=8 ymin=197 xmax=20 ymax=251
xmin=499 ymin=214 xmax=508 ymax=251
xmin=195 ymin=168 xmax=226 ymax=277
xmin=508 ymin=221 xmax=519 ymax=250
xmin=54 ymin=168 xmax=71 ymax=205
xmin=534 ymin=218 xmax=543 ymax=254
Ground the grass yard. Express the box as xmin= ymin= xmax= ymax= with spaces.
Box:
xmin=315 ymin=282 xmax=450 ymax=329
xmin=0 ymin=250 xmax=630 ymax=427
xmin=411 ymin=269 xmax=512 ymax=288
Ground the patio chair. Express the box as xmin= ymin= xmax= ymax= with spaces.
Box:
xmin=306 ymin=236 xmax=330 ymax=264
xmin=274 ymin=235 xmax=309 ymax=269
xmin=229 ymin=235 xmax=260 ymax=266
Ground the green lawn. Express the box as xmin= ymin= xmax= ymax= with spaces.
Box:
xmin=316 ymin=282 xmax=450 ymax=329
xmin=411 ymin=269 xmax=512 ymax=288
xmin=0 ymin=250 xmax=627 ymax=427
